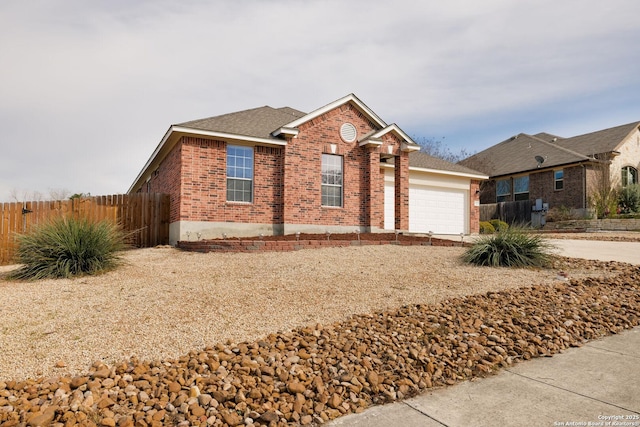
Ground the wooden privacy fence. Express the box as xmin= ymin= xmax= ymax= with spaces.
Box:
xmin=0 ymin=193 xmax=170 ymax=265
xmin=480 ymin=200 xmax=533 ymax=224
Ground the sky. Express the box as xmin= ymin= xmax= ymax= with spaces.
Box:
xmin=1 ymin=0 xmax=639 ymax=202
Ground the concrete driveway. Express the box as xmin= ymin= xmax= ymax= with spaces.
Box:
xmin=549 ymin=238 xmax=640 ymax=264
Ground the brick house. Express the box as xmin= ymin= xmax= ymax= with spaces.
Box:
xmin=128 ymin=94 xmax=486 ymax=244
xmin=460 ymin=121 xmax=640 ymax=214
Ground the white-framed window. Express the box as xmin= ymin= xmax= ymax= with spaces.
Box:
xmin=622 ymin=166 xmax=638 ymax=187
xmin=514 ymin=175 xmax=529 ymax=201
xmin=496 ymin=178 xmax=511 ymax=202
xmin=226 ymin=145 xmax=253 ymax=202
xmin=321 ymin=154 xmax=343 ymax=207
xmin=554 ymin=169 xmax=564 ymax=191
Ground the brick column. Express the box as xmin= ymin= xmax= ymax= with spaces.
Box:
xmin=282 ymin=137 xmax=295 ymax=233
xmin=470 ymin=180 xmax=480 ymax=233
xmin=365 ymin=147 xmax=383 ymax=230
xmin=394 ymin=153 xmax=409 ymax=230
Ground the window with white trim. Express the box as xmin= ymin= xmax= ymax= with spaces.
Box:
xmin=321 ymin=154 xmax=343 ymax=207
xmin=514 ymin=175 xmax=529 ymax=201
xmin=226 ymin=145 xmax=253 ymax=202
xmin=554 ymin=169 xmax=564 ymax=191
xmin=496 ymin=178 xmax=511 ymax=202
xmin=622 ymin=166 xmax=638 ymax=187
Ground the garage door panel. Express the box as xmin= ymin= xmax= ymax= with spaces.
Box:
xmin=384 ymin=180 xmax=395 ymax=230
xmin=409 ymin=185 xmax=466 ymax=234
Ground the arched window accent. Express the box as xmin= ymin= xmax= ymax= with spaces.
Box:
xmin=622 ymin=166 xmax=638 ymax=187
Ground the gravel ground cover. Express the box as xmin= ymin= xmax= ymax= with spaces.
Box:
xmin=1 ymin=245 xmax=602 ymax=382
xmin=0 ymin=238 xmax=638 ymax=426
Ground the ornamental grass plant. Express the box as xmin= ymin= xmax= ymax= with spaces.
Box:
xmin=9 ymin=217 xmax=126 ymax=280
xmin=462 ymin=228 xmax=554 ymax=268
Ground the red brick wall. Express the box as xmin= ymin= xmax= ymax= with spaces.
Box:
xmin=147 ymin=136 xmax=284 ymax=225
xmin=147 ymin=142 xmax=182 ymax=223
xmin=363 ymin=147 xmax=384 ymax=229
xmin=183 ymin=137 xmax=283 ymax=225
xmin=144 ymin=102 xmax=414 ymax=234
xmin=394 ymin=153 xmax=410 ymax=230
xmin=283 ymin=103 xmax=388 ymax=228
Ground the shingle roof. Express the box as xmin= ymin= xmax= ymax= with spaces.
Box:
xmin=409 ymin=151 xmax=486 ymax=176
xmin=533 ymin=132 xmax=564 ymax=142
xmin=459 ymin=133 xmax=589 ymax=177
xmin=178 ymin=106 xmax=306 ymax=139
xmin=179 ymin=103 xmax=478 ymax=178
xmin=554 ymin=121 xmax=640 ymax=156
xmin=459 ymin=121 xmax=640 ymax=178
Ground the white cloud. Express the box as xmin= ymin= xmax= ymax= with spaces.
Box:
xmin=0 ymin=0 xmax=639 ymax=200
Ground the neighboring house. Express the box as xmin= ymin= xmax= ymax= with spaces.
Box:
xmin=128 ymin=94 xmax=486 ymax=244
xmin=460 ymin=121 xmax=640 ymax=214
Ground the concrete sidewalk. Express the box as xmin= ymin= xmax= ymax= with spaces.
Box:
xmin=327 ymin=327 xmax=640 ymax=427
xmin=327 ymin=238 xmax=640 ymax=427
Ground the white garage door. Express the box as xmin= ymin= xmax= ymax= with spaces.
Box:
xmin=409 ymin=185 xmax=466 ymax=234
xmin=384 ymin=180 xmax=395 ymax=230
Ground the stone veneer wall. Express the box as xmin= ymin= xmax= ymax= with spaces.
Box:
xmin=544 ymin=218 xmax=640 ymax=231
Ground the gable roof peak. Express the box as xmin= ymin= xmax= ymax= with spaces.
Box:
xmin=276 ymin=93 xmax=388 ymax=134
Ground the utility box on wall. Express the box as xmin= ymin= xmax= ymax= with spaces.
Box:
xmin=531 ymin=198 xmax=548 ymax=228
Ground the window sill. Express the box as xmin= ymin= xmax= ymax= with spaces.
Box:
xmin=226 ymin=201 xmax=253 ymax=205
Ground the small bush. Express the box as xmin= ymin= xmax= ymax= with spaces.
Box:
xmin=618 ymin=184 xmax=640 ymax=214
xmin=462 ymin=228 xmax=554 ymax=268
xmin=591 ymin=190 xmax=619 ymax=218
xmin=9 ymin=217 xmax=125 ymax=280
xmin=546 ymin=205 xmax=576 ymax=222
xmin=489 ymin=219 xmax=509 ymax=232
xmin=479 ymin=221 xmax=495 ymax=234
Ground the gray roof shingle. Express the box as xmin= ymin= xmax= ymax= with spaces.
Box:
xmin=459 ymin=134 xmax=588 ymax=177
xmin=554 ymin=121 xmax=640 ymax=156
xmin=409 ymin=151 xmax=486 ymax=176
xmin=178 ymin=106 xmax=306 ymax=139
xmin=460 ymin=121 xmax=640 ymax=178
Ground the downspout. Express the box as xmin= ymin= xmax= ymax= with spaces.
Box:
xmin=582 ymin=164 xmax=586 ymax=210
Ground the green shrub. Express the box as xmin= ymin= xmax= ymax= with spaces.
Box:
xmin=618 ymin=184 xmax=640 ymax=214
xmin=479 ymin=221 xmax=495 ymax=234
xmin=546 ymin=205 xmax=575 ymax=222
xmin=9 ymin=217 xmax=125 ymax=280
xmin=489 ymin=219 xmax=509 ymax=232
xmin=590 ymin=189 xmax=619 ymax=218
xmin=462 ymin=228 xmax=554 ymax=268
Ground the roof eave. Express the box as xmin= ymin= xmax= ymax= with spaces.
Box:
xmin=173 ymin=126 xmax=287 ymax=146
xmin=281 ymin=93 xmax=388 ymax=130
xmin=271 ymin=127 xmax=299 ymax=138
xmin=127 ymin=125 xmax=287 ymax=194
xmin=401 ymin=142 xmax=421 ymax=152
xmin=489 ymin=158 xmax=597 ymax=179
xmin=127 ymin=126 xmax=176 ymax=194
xmin=371 ymin=123 xmax=420 ymax=149
xmin=409 ymin=166 xmax=488 ymax=180
xmin=358 ymin=137 xmax=383 ymax=148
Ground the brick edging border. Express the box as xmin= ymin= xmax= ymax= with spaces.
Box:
xmin=177 ymin=238 xmax=465 ymax=253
